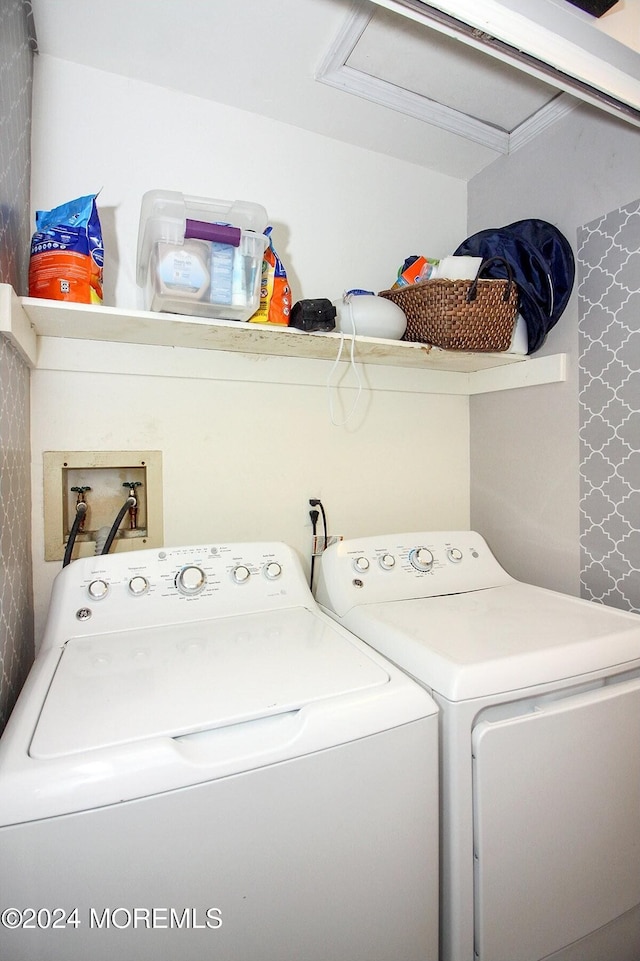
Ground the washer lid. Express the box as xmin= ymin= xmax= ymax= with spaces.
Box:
xmin=345 ymin=583 xmax=640 ymax=700
xmin=30 ymin=607 xmax=389 ymax=759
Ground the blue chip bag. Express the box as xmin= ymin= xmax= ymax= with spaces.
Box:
xmin=29 ymin=194 xmax=104 ymax=303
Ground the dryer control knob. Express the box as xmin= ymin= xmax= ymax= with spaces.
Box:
xmin=379 ymin=553 xmax=396 ymax=570
xmin=232 ymin=565 xmax=251 ymax=584
xmin=409 ymin=547 xmax=434 ymax=572
xmin=353 ymin=556 xmax=370 ymax=573
xmin=176 ymin=565 xmax=206 ymax=595
xmin=447 ymin=548 xmax=463 ymax=563
xmin=264 ymin=562 xmax=282 ymax=580
xmin=87 ymin=578 xmax=109 ymax=600
xmin=129 ymin=575 xmax=150 ymax=595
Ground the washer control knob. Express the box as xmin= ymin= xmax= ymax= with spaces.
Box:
xmin=87 ymin=578 xmax=109 ymax=600
xmin=353 ymin=556 xmax=370 ymax=574
xmin=379 ymin=553 xmax=396 ymax=571
xmin=232 ymin=565 xmax=251 ymax=584
xmin=129 ymin=575 xmax=150 ymax=596
xmin=409 ymin=547 xmax=434 ymax=572
xmin=447 ymin=548 xmax=463 ymax=563
xmin=264 ymin=562 xmax=282 ymax=580
xmin=176 ymin=565 xmax=206 ymax=595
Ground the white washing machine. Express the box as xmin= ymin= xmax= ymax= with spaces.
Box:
xmin=0 ymin=541 xmax=439 ymax=961
xmin=315 ymin=530 xmax=640 ymax=961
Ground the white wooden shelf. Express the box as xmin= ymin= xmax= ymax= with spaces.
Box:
xmin=0 ymin=285 xmax=566 ymax=395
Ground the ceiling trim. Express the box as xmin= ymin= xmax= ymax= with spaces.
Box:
xmin=316 ymin=2 xmax=578 ymax=156
xmin=319 ymin=62 xmax=511 ymax=153
xmin=508 ymin=94 xmax=577 ymax=152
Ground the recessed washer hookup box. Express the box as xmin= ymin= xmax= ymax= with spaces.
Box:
xmin=137 ymin=190 xmax=269 ymax=322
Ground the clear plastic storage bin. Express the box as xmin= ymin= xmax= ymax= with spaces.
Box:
xmin=137 ymin=191 xmax=269 ymax=322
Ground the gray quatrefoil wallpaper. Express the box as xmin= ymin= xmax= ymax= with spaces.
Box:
xmin=578 ymin=198 xmax=640 ymax=612
xmin=0 ymin=0 xmax=35 ymax=730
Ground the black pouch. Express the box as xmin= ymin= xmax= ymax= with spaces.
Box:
xmin=289 ymin=299 xmax=336 ymax=332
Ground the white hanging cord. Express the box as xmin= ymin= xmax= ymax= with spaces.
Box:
xmin=327 ymin=294 xmax=362 ymax=427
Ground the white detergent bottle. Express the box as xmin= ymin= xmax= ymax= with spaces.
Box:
xmin=155 ymin=239 xmax=210 ymax=301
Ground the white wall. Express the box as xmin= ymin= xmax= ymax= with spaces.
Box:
xmin=31 ymin=55 xmax=467 ymax=310
xmin=468 ymin=102 xmax=640 ymax=596
xmin=29 ymin=56 xmax=470 ymax=641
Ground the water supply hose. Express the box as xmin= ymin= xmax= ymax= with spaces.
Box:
xmin=101 ymin=496 xmax=136 ymax=555
xmin=62 ymin=501 xmax=87 ymax=568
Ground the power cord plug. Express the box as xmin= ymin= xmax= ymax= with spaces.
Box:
xmin=309 ymin=498 xmax=327 ymax=553
xmin=309 ymin=508 xmax=320 ymax=589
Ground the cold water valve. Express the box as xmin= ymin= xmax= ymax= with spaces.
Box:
xmin=123 ymin=481 xmax=143 ymax=530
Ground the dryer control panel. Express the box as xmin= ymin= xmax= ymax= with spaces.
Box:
xmin=314 ymin=530 xmax=514 ymax=617
xmin=42 ymin=541 xmax=311 ymax=649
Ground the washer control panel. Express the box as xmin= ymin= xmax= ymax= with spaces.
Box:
xmin=314 ymin=530 xmax=514 ymax=617
xmin=45 ymin=541 xmax=309 ymax=647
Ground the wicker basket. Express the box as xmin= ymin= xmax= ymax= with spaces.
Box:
xmin=379 ymin=256 xmax=518 ymax=351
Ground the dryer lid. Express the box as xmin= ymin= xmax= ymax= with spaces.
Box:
xmin=30 ymin=607 xmax=389 ymax=759
xmin=345 ymin=582 xmax=640 ymax=701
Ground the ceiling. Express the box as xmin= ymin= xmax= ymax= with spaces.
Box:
xmin=29 ymin=0 xmax=621 ymax=181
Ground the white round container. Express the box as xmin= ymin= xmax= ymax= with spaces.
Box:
xmin=333 ymin=292 xmax=407 ymax=340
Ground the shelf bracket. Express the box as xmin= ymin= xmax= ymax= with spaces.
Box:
xmin=0 ymin=284 xmax=37 ymax=367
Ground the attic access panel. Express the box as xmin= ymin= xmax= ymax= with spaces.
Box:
xmin=318 ymin=0 xmax=640 ymax=156
xmin=317 ymin=4 xmax=576 ymax=156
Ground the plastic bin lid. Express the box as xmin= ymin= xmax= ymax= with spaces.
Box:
xmin=136 ymin=189 xmax=269 ymax=286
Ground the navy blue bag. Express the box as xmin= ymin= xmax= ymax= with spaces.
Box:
xmin=454 ymin=220 xmax=575 ymax=353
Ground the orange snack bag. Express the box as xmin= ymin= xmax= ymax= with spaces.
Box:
xmin=29 ymin=194 xmax=104 ymax=304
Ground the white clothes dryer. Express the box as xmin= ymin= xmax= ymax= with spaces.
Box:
xmin=315 ymin=530 xmax=640 ymax=961
xmin=0 ymin=541 xmax=439 ymax=961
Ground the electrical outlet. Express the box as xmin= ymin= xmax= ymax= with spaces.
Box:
xmin=43 ymin=450 xmax=163 ymax=562
xmin=312 ymin=535 xmax=343 ymax=556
